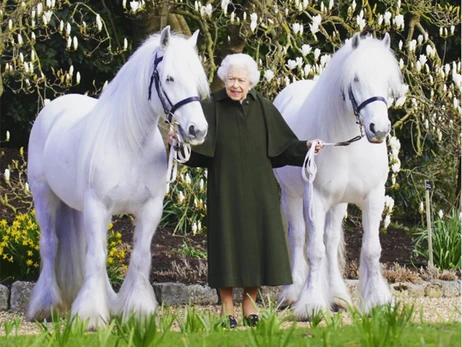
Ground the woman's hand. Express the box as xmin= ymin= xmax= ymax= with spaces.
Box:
xmin=307 ymin=139 xmax=324 ymax=154
xmin=167 ymin=130 xmax=176 ymax=145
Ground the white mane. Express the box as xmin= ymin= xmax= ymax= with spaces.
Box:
xmin=77 ymin=32 xmax=210 ymax=191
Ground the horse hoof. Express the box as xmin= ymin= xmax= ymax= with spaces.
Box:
xmin=330 ymin=303 xmax=347 ymax=312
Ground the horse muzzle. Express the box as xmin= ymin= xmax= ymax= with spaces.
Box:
xmin=179 ymin=124 xmax=208 ymax=145
xmin=365 ymin=122 xmax=390 ymax=143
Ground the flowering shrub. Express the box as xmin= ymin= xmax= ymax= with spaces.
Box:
xmin=0 ymin=212 xmax=129 ymax=285
xmin=106 ymin=223 xmax=129 ymax=287
xmin=0 ymin=211 xmax=40 ymax=281
xmin=162 ymin=166 xmax=207 ymax=235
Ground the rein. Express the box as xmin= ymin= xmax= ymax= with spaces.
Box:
xmin=302 ymin=86 xmax=388 ymax=219
xmin=148 ymin=52 xmax=200 ymax=186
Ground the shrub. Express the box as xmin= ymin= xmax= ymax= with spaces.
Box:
xmin=0 ymin=213 xmax=129 ymax=285
xmin=161 ymin=166 xmax=207 ymax=235
xmin=412 ymin=209 xmax=461 ymax=270
xmin=0 ymin=211 xmax=40 ymax=281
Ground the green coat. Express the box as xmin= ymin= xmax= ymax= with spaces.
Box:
xmin=186 ymin=88 xmax=308 ymax=288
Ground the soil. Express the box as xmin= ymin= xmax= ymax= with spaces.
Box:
xmin=0 ymin=147 xmax=425 ymax=286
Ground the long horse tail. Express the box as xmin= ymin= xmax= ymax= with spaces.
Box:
xmin=55 ymin=202 xmax=86 ymax=309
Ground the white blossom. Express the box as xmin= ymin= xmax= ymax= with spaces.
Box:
xmin=25 ymin=182 xmax=30 ymax=193
xmin=263 ymin=70 xmax=275 ymax=82
xmin=178 ymin=191 xmax=185 ymax=203
xmin=310 ymin=14 xmax=322 ymax=35
xmin=398 ymin=40 xmax=403 ymax=50
xmin=286 ymin=59 xmax=297 ymax=70
xmin=384 ymin=195 xmax=395 ymax=212
xmin=192 ymin=222 xmax=197 ymax=235
xmin=303 ymin=64 xmax=312 ymax=76
xmin=122 ymin=0 xmax=127 ymax=9
xmin=419 ymin=201 xmax=424 ymax=213
xmin=378 ymin=14 xmax=383 ymax=26
xmin=185 ymin=173 xmax=191 ymax=184
xmin=17 ymin=34 xmax=23 ymax=46
xmin=230 ymin=11 xmax=235 ymax=23
xmin=221 ymin=0 xmax=230 ymax=12
xmin=418 ymin=55 xmax=427 ymax=66
xmin=96 ymin=14 xmax=103 ymax=32
xmin=292 ymin=22 xmax=302 ymax=35
xmin=425 ymin=44 xmax=434 ymax=57
xmin=250 ymin=13 xmax=258 ymax=32
xmin=3 ymin=169 xmax=10 ymax=182
xmin=391 ymin=161 xmax=401 ymax=173
xmin=408 ymin=40 xmax=417 ymax=52
xmin=19 ymin=52 xmax=24 ymax=63
xmin=42 ymin=14 xmax=48 ymax=26
xmin=37 ymin=3 xmax=43 ymax=16
xmin=301 ymin=44 xmax=312 ymax=56
xmin=438 ymin=210 xmax=444 ymax=219
xmin=66 ymin=36 xmax=72 ymax=48
xmin=329 ymin=0 xmax=334 ymax=10
xmin=197 ymin=221 xmax=202 ymax=231
xmin=73 ymin=36 xmax=78 ymax=50
xmin=417 ymin=35 xmax=423 ymax=45
xmin=383 ymin=11 xmax=392 ymax=25
xmin=8 ymin=19 xmax=13 ymax=30
xmin=383 ymin=214 xmax=391 ymax=229
xmin=393 ymin=14 xmax=404 ymax=29
xmin=450 ymin=25 xmax=455 ymax=35
xmin=6 ymin=131 xmax=10 ymax=142
xmin=314 ymin=48 xmax=321 ymax=60
xmin=76 ymin=71 xmax=81 ymax=84
xmin=199 ymin=178 xmax=204 ymax=190
xmin=130 ymin=1 xmax=140 ymax=12
xmin=123 ymin=38 xmax=128 ymax=50
xmin=44 ymin=10 xmax=52 ymax=23
xmin=66 ymin=22 xmax=71 ymax=36
xmin=356 ymin=13 xmax=366 ymax=30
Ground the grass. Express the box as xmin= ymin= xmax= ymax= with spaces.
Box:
xmin=0 ymin=302 xmax=460 ymax=347
xmin=0 ymin=322 xmax=459 ymax=346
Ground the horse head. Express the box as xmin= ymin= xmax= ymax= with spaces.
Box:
xmin=150 ymin=26 xmax=209 ymax=145
xmin=341 ymin=33 xmax=403 ymax=143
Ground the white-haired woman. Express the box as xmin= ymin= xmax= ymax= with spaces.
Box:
xmin=169 ymin=53 xmax=323 ymax=328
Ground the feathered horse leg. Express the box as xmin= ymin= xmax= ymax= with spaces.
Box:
xmin=114 ymin=195 xmax=163 ymax=321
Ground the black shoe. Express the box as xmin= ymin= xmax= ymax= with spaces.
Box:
xmin=244 ymin=314 xmax=259 ymax=327
xmin=222 ymin=315 xmax=237 ymax=329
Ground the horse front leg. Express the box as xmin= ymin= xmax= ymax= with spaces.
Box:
xmin=359 ymin=189 xmax=392 ymax=313
xmin=278 ymin=191 xmax=307 ymax=307
xmin=27 ymin=182 xmax=63 ymax=321
xmin=325 ymin=203 xmax=351 ymax=310
xmin=293 ymin=185 xmax=329 ymax=320
xmin=71 ymin=190 xmax=111 ymax=329
xmin=114 ymin=195 xmax=162 ymax=321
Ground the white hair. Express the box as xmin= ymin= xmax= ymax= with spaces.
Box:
xmin=217 ymin=53 xmax=260 ymax=86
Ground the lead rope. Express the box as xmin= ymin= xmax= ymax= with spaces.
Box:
xmin=302 ymin=134 xmax=364 ymax=220
xmin=166 ymin=126 xmax=191 ymax=191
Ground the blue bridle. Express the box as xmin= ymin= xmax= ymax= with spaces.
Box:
xmin=148 ymin=53 xmax=201 ymax=124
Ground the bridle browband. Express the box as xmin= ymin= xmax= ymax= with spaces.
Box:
xmin=148 ymin=52 xmax=201 ymax=124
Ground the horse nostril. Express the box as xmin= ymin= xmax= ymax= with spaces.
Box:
xmin=188 ymin=125 xmax=196 ymax=137
xmin=369 ymin=123 xmax=376 ymax=134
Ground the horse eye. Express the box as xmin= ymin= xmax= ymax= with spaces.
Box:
xmin=166 ymin=76 xmax=174 ymax=82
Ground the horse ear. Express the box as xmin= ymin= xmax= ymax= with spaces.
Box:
xmin=160 ymin=25 xmax=171 ymax=50
xmin=351 ymin=33 xmax=361 ymax=49
xmin=189 ymin=30 xmax=200 ymax=47
xmin=382 ymin=32 xmax=391 ymax=48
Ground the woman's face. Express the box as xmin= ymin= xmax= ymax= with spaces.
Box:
xmin=225 ymin=66 xmax=252 ymax=102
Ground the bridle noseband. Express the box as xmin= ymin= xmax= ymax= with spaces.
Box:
xmin=148 ymin=52 xmax=201 ymax=125
xmin=339 ymin=85 xmax=388 ymax=145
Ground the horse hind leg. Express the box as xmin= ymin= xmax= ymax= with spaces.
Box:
xmin=114 ymin=196 xmax=163 ymax=321
xmin=278 ymin=191 xmax=307 ymax=307
xmin=359 ymin=191 xmax=393 ymax=313
xmin=27 ymin=182 xmax=64 ymax=321
xmin=324 ymin=203 xmax=352 ymax=311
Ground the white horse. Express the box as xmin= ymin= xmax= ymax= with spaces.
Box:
xmin=274 ymin=33 xmax=403 ymax=320
xmin=26 ymin=26 xmax=209 ymax=328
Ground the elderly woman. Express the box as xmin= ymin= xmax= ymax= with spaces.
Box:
xmin=170 ymin=53 xmax=323 ymax=328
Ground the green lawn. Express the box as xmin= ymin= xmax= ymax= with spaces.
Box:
xmin=0 ymin=322 xmax=460 ymax=346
